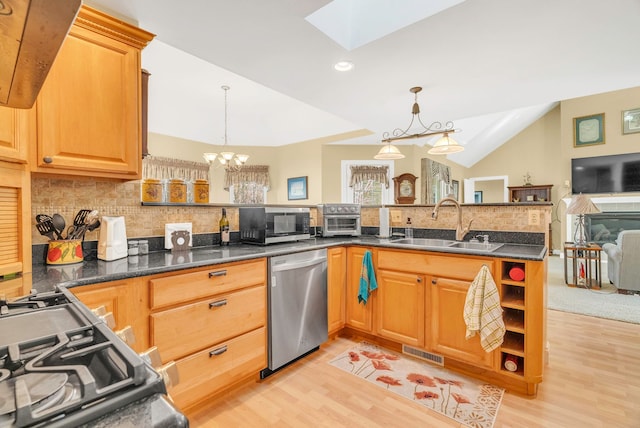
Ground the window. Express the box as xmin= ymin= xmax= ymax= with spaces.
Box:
xmin=341 ymin=160 xmax=394 ymax=204
xmin=224 ymin=165 xmax=270 ymax=204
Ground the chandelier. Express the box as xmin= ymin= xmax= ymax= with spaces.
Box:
xmin=203 ymin=85 xmax=249 ymax=166
xmin=375 ymin=86 xmax=463 ymax=159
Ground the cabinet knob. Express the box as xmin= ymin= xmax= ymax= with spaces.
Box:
xmin=416 ymin=277 xmax=422 ymax=283
xmin=157 ymin=361 xmax=180 ymax=389
xmin=140 ymin=346 xmax=163 ymax=368
xmin=99 ymin=312 xmax=116 ymax=329
xmin=431 ymin=279 xmax=437 ymax=285
xmin=115 ymin=326 xmax=136 ymax=345
xmin=43 ymin=156 xmax=53 ymax=164
xmin=91 ymin=306 xmax=107 ymax=317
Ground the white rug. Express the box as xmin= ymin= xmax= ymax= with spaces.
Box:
xmin=546 ymin=256 xmax=640 ymax=324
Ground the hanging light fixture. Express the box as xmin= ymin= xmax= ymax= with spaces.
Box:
xmin=203 ymin=85 xmax=249 ymax=166
xmin=376 ymin=86 xmax=462 ymax=158
xmin=374 ymin=142 xmax=405 ymax=159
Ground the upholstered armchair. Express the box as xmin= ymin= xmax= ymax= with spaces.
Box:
xmin=602 ymin=230 xmax=640 ymax=292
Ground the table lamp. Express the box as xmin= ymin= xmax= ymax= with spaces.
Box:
xmin=566 ymin=193 xmax=600 ymax=246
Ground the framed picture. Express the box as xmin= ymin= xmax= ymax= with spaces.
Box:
xmin=451 ymin=180 xmax=459 ymax=200
xmin=287 ymin=176 xmax=308 ymax=200
xmin=622 ymin=108 xmax=640 ymax=134
xmin=474 ymin=191 xmax=483 ymax=203
xmin=574 ymin=113 xmax=605 ymax=147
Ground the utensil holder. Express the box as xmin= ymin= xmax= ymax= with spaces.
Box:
xmin=46 ymin=240 xmax=83 ymax=265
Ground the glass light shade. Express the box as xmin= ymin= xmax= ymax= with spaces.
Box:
xmin=235 ymin=154 xmax=250 ymax=164
xmin=427 ymin=133 xmax=464 ymax=154
xmin=221 ymin=151 xmax=235 ymax=161
xmin=203 ymin=153 xmax=218 ymax=163
xmin=374 ymin=143 xmax=405 ymax=160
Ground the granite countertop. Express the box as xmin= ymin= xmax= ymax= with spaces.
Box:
xmin=31 ymin=237 xmax=546 ymax=293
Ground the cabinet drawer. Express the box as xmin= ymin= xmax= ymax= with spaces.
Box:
xmin=150 ymin=259 xmax=266 ymax=309
xmin=377 ymin=250 xmax=493 ymax=280
xmin=172 ymin=327 xmax=266 ymax=410
xmin=151 ymin=285 xmax=266 ymax=362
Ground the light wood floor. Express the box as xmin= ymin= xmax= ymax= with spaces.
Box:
xmin=188 ymin=310 xmax=640 ymax=427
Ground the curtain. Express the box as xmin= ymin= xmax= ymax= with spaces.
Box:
xmin=349 ymin=165 xmax=390 ymax=188
xmin=224 ymin=165 xmax=271 ymax=191
xmin=421 ymin=159 xmax=451 ymax=204
xmin=142 ymin=156 xmax=210 ymax=181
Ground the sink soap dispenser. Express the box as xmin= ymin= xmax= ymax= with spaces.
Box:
xmin=405 ymin=218 xmax=413 ymax=239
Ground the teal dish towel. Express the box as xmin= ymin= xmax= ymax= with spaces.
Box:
xmin=358 ymin=250 xmax=377 ymax=305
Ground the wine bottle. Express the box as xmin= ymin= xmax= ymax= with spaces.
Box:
xmin=219 ymin=208 xmax=230 ymax=246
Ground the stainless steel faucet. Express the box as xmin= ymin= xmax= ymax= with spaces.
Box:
xmin=431 ymin=197 xmax=473 ymax=241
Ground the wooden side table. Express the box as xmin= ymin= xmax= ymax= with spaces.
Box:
xmin=563 ymin=242 xmax=602 ymax=289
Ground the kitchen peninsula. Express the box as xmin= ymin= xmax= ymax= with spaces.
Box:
xmin=29 ymin=227 xmax=547 ymax=411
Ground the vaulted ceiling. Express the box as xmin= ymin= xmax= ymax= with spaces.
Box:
xmin=86 ymin=0 xmax=640 ymax=167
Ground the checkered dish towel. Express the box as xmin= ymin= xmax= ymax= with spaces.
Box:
xmin=464 ymin=265 xmax=506 ymax=352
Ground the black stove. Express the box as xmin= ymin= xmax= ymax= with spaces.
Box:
xmin=0 ymin=288 xmax=187 ymax=427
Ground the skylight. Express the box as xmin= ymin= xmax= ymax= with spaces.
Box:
xmin=305 ymin=0 xmax=466 ymax=51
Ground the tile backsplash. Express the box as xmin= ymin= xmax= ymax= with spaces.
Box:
xmin=32 ymin=176 xmax=551 ymax=245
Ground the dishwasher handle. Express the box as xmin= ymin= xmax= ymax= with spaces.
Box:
xmin=270 ymin=257 xmax=326 ymax=273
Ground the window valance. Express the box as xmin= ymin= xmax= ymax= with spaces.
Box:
xmin=142 ymin=156 xmax=210 ymax=181
xmin=349 ymin=165 xmax=390 ymax=188
xmin=224 ymin=165 xmax=271 ymax=191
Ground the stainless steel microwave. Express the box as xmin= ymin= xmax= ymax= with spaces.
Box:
xmin=239 ymin=207 xmax=311 ymax=245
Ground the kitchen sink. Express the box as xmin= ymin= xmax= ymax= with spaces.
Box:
xmin=447 ymin=241 xmax=504 ymax=252
xmin=392 ymin=238 xmax=504 ymax=253
xmin=392 ymin=238 xmax=456 ymax=247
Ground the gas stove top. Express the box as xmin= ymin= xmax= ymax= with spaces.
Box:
xmin=0 ymin=288 xmax=184 ymax=428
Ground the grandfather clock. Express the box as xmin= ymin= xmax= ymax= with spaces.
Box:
xmin=393 ymin=173 xmax=418 ymax=204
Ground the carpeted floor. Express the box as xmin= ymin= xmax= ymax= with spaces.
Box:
xmin=329 ymin=342 xmax=504 ymax=428
xmin=546 ymin=255 xmax=640 ymax=324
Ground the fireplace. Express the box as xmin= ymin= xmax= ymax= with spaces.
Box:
xmin=586 ymin=212 xmax=640 ymax=245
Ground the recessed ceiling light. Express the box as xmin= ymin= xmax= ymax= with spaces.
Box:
xmin=334 ymin=61 xmax=354 ymax=72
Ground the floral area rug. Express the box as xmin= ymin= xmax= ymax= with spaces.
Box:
xmin=329 ymin=342 xmax=504 ymax=428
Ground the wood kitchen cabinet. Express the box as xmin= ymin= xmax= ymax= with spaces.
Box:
xmin=70 ymin=277 xmax=149 ymax=353
xmin=0 ymin=161 xmax=31 ymax=283
xmin=345 ymin=247 xmax=374 ymax=333
xmin=30 ymin=6 xmax=154 ymax=179
xmin=0 ymin=108 xmax=32 ymax=163
xmin=327 ymin=247 xmax=346 ymax=335
xmin=371 ymin=247 xmax=545 ymax=396
xmin=375 ymin=269 xmax=425 ymax=347
xmin=148 ymin=258 xmax=267 ymax=411
xmin=377 ymin=249 xmax=494 ymax=367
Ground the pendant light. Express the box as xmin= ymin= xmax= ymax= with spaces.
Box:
xmin=376 ymin=86 xmax=462 ymax=159
xmin=203 ymin=85 xmax=249 ymax=166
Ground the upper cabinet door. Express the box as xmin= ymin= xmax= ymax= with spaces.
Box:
xmin=31 ymin=6 xmax=154 ymax=179
xmin=0 ymin=107 xmax=32 ymax=163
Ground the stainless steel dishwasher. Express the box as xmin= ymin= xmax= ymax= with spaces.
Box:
xmin=261 ymin=248 xmax=328 ymax=378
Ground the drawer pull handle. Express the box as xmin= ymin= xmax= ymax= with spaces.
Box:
xmin=209 ymin=345 xmax=228 ymax=357
xmin=43 ymin=156 xmax=53 ymax=164
xmin=209 ymin=270 xmax=227 ymax=278
xmin=209 ymin=299 xmax=228 ymax=309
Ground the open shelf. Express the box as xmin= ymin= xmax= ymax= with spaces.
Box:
xmin=500 ymin=352 xmax=525 ymax=376
xmin=503 ymin=308 xmax=525 ymax=333
xmin=501 ymin=331 xmax=525 ymax=356
xmin=501 ymin=285 xmax=525 ymax=309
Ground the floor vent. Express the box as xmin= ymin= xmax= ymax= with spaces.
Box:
xmin=402 ymin=345 xmax=444 ymax=366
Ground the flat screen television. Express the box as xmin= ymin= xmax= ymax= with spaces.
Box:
xmin=571 ymin=153 xmax=640 ymax=194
